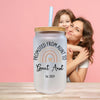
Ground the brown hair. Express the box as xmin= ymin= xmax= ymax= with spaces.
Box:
xmin=74 ymin=17 xmax=94 ymax=63
xmin=52 ymin=9 xmax=76 ymax=26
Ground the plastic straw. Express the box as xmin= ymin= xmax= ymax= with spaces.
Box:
xmin=48 ymin=6 xmax=53 ymax=27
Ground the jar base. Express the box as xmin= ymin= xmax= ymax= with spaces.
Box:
xmin=34 ymin=87 xmax=66 ymax=94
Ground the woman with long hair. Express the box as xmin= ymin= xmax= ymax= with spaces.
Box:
xmin=53 ymin=10 xmax=94 ymax=82
xmin=66 ymin=17 xmax=94 ymax=82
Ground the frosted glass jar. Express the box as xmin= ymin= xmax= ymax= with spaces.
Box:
xmin=33 ymin=27 xmax=67 ymax=94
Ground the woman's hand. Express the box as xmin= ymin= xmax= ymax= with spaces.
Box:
xmin=67 ymin=48 xmax=73 ymax=64
xmin=67 ymin=46 xmax=89 ymax=76
xmin=74 ymin=48 xmax=89 ymax=65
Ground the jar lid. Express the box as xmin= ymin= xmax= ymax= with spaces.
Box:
xmin=35 ymin=27 xmax=66 ymax=32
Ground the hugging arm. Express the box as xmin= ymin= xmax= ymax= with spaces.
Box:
xmin=67 ymin=44 xmax=82 ymax=52
xmin=67 ymin=45 xmax=81 ymax=76
xmin=69 ymin=60 xmax=89 ymax=82
xmin=67 ymin=47 xmax=89 ymax=82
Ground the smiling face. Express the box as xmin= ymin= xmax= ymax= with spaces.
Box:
xmin=66 ymin=20 xmax=84 ymax=45
xmin=58 ymin=14 xmax=71 ymax=29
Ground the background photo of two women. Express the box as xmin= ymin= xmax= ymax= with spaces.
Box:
xmin=0 ymin=0 xmax=99 ymax=82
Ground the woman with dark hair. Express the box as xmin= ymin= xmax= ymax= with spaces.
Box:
xmin=53 ymin=9 xmax=94 ymax=82
xmin=67 ymin=17 xmax=94 ymax=82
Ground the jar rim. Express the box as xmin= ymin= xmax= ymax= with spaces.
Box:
xmin=35 ymin=27 xmax=66 ymax=32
